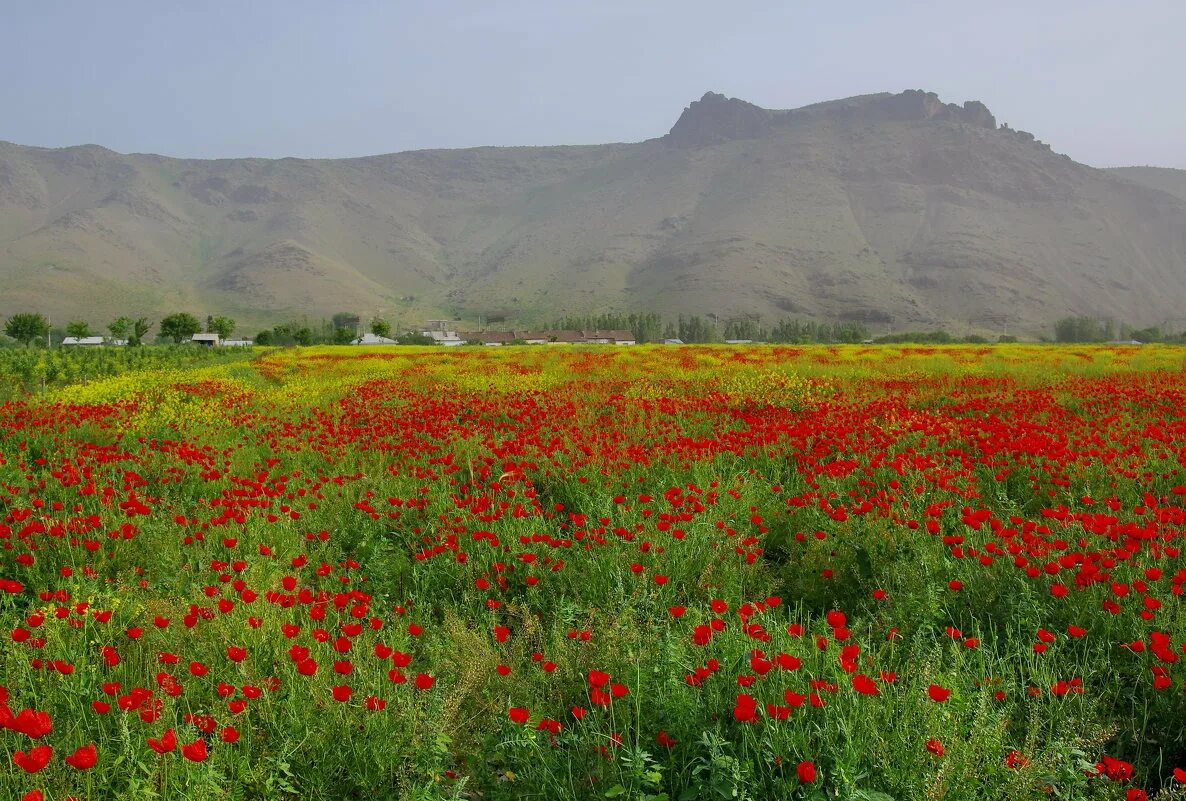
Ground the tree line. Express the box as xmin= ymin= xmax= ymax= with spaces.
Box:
xmin=1052 ymin=316 xmax=1186 ymax=344
xmin=1 ymin=312 xmax=236 ymax=347
xmin=8 ymin=308 xmax=1186 ymax=348
xmin=549 ymin=314 xmax=875 ymax=344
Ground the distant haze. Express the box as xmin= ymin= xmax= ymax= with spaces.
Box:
xmin=2 ymin=0 xmax=1183 ymax=168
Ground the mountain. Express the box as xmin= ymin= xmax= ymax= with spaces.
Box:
xmin=1108 ymin=166 xmax=1186 ymax=203
xmin=2 ymin=89 xmax=1184 ymax=336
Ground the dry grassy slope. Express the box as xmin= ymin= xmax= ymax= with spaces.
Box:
xmin=1109 ymin=167 xmax=1186 ymax=203
xmin=1 ymin=91 xmax=1184 ymax=335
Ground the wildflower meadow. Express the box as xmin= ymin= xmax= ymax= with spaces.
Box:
xmin=2 ymin=344 xmax=1185 ymax=801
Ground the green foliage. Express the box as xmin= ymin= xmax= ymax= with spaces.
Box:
xmin=768 ymin=318 xmax=870 ymax=344
xmin=332 ymin=312 xmax=361 ymax=332
xmin=1054 ymin=316 xmax=1113 ymax=343
xmin=676 ymin=315 xmax=719 ymax=343
xmin=0 ymin=343 xmax=255 ymax=398
xmin=721 ymin=317 xmax=765 ymax=341
xmin=371 ymin=317 xmax=392 ymax=339
xmin=550 ymin=313 xmax=666 ymax=343
xmin=4 ymin=311 xmax=50 ymax=346
xmin=131 ymin=317 xmax=153 ymax=346
xmin=206 ymin=315 xmax=237 ymax=339
xmin=108 ymin=316 xmax=133 ymax=339
xmin=262 ymin=322 xmax=318 ymax=347
xmin=65 ymin=319 xmax=92 ymax=339
xmin=873 ymin=330 xmax=955 ymax=344
xmin=160 ymin=312 xmax=203 ymax=343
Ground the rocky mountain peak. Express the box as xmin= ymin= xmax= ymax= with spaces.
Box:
xmin=664 ymin=89 xmax=997 ymax=147
xmin=663 ymin=92 xmax=775 ymax=147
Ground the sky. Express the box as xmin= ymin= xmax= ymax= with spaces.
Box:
xmin=2 ymin=0 xmax=1183 ymax=167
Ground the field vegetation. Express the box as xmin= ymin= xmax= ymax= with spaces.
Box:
xmin=1 ymin=344 xmax=1185 ymax=800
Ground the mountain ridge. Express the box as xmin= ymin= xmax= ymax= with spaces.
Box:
xmin=2 ymin=89 xmax=1184 ymax=336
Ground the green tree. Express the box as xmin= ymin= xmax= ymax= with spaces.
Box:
xmin=255 ymin=330 xmax=274 ymax=346
xmin=370 ymin=318 xmax=392 ymax=339
xmin=65 ymin=320 xmax=91 ymax=339
xmin=5 ymin=313 xmax=50 ymax=347
xmin=332 ymin=312 xmax=360 ymax=332
xmin=130 ymin=318 xmax=153 ymax=347
xmin=108 ymin=316 xmax=133 ymax=340
xmin=206 ymin=315 xmax=236 ymax=339
xmin=293 ymin=327 xmax=314 ymax=346
xmin=677 ymin=315 xmax=719 ymax=343
xmin=1054 ymin=316 xmax=1109 ymax=343
xmin=723 ymin=317 xmax=765 ymax=341
xmin=160 ymin=313 xmax=202 ymax=344
xmin=65 ymin=320 xmax=92 ymax=339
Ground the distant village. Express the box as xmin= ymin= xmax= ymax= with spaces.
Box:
xmin=62 ymin=323 xmax=646 ymax=348
xmin=353 ymin=321 xmax=639 ymax=347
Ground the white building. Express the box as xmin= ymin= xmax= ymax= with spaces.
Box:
xmin=419 ymin=329 xmax=463 ymax=346
xmin=61 ymin=336 xmax=106 ymax=346
xmin=351 ymin=333 xmax=398 ymax=345
xmin=191 ymin=333 xmax=221 ymax=347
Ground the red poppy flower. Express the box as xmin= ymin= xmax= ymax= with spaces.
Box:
xmin=509 ymin=707 xmax=530 ymax=724
xmin=796 ymin=760 xmax=817 ymax=783
xmin=331 ymin=685 xmax=352 ymax=702
xmin=64 ymin=743 xmax=98 ymax=770
xmin=733 ymin=694 xmax=759 ymax=723
xmin=926 ymin=739 xmax=944 ymax=756
xmin=927 ymin=684 xmax=951 ymax=702
xmin=13 ymin=745 xmax=53 ymax=774
xmin=181 ymin=738 xmax=208 ymax=763
xmin=10 ymin=708 xmax=53 ymax=739
xmin=414 ymin=673 xmax=435 ymax=690
xmin=851 ymin=674 xmax=879 ymax=695
xmin=148 ymin=728 xmax=177 ymax=754
xmin=1005 ymin=750 xmax=1029 ymax=769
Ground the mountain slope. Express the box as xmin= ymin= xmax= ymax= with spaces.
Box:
xmin=2 ymin=90 xmax=1184 ymax=335
xmin=1108 ymin=166 xmax=1186 ymax=203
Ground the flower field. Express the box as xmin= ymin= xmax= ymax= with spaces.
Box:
xmin=2 ymin=344 xmax=1186 ymax=801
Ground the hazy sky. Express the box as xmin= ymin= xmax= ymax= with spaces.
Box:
xmin=2 ymin=0 xmax=1182 ymax=167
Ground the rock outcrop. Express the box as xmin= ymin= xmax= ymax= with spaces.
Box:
xmin=663 ymin=92 xmax=776 ymax=147
xmin=664 ymin=89 xmax=997 ymax=147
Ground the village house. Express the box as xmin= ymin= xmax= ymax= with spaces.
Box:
xmin=61 ymin=336 xmax=107 ymax=346
xmin=420 ymin=320 xmax=464 ymax=345
xmin=191 ymin=333 xmax=221 ymax=347
xmin=418 ymin=329 xmax=464 ymax=346
xmin=351 ymin=333 xmax=398 ymax=345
